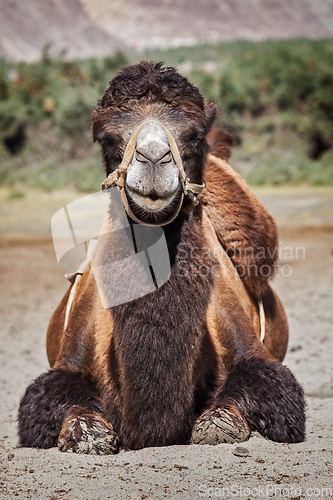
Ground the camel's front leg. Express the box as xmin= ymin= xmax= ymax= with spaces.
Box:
xmin=18 ymin=369 xmax=119 ymax=455
xmin=191 ymin=357 xmax=305 ymax=445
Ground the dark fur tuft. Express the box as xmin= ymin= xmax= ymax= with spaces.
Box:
xmin=99 ymin=61 xmax=205 ymax=114
xmin=215 ymin=357 xmax=306 ymax=443
xmin=18 ymin=369 xmax=102 ymax=448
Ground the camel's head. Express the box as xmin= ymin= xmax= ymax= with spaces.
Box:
xmin=92 ymin=61 xmax=217 ymax=225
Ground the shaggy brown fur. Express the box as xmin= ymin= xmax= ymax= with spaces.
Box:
xmin=18 ymin=62 xmax=305 ymax=452
xmin=202 ymin=153 xmax=278 ymax=297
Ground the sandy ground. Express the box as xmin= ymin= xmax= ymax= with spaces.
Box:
xmin=0 ymin=187 xmax=332 ymax=499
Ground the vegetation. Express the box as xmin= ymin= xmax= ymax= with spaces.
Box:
xmin=0 ymin=39 xmax=333 ymax=191
xmin=0 ymin=50 xmax=127 ymax=191
xmin=144 ymin=39 xmax=333 ymax=186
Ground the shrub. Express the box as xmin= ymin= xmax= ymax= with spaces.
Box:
xmin=0 ymin=51 xmax=128 ymax=189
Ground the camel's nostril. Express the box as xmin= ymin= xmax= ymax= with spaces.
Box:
xmin=148 ymin=194 xmax=159 ymax=201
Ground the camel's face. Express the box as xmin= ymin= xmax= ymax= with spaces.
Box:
xmin=125 ymin=122 xmax=181 ymax=218
xmin=92 ymin=62 xmax=217 ymax=224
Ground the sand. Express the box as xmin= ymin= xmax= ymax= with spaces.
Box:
xmin=0 ymin=187 xmax=332 ymax=499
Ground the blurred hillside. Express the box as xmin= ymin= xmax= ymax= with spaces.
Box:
xmin=0 ymin=0 xmax=122 ymax=62
xmin=0 ymin=39 xmax=332 ymax=192
xmin=81 ymin=0 xmax=333 ymax=50
xmin=1 ymin=0 xmax=333 ymax=62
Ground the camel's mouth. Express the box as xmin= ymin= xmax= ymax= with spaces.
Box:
xmin=125 ymin=184 xmax=179 ymax=213
xmin=125 ymin=183 xmax=183 ymax=225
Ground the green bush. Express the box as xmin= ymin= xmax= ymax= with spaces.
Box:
xmin=0 ymin=51 xmax=128 ymax=190
xmin=212 ymin=40 xmax=333 ymax=158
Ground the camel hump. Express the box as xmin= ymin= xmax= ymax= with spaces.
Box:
xmin=201 ymin=155 xmax=279 ymax=298
xmin=207 ymin=129 xmax=233 ymax=162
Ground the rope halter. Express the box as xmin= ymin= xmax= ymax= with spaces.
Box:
xmin=101 ymin=120 xmax=205 ymax=226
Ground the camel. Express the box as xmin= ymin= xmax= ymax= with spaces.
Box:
xmin=18 ymin=61 xmax=305 ymax=454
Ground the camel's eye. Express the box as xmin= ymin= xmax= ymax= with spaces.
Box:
xmin=135 ymin=151 xmax=148 ymax=162
xmin=159 ymin=152 xmax=172 ymax=164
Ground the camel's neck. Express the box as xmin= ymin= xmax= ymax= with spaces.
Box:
xmin=161 ymin=209 xmax=195 ymax=264
xmin=109 ymin=208 xmax=217 ymax=449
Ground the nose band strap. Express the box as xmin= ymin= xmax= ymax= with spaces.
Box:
xmin=101 ymin=120 xmax=205 ymax=226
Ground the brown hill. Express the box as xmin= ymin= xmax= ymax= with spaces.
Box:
xmin=1 ymin=0 xmax=333 ymax=62
xmin=81 ymin=0 xmax=333 ymax=49
xmin=0 ymin=0 xmax=122 ymax=62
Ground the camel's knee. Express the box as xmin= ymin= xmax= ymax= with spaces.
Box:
xmin=58 ymin=406 xmax=119 ymax=455
xmin=191 ymin=405 xmax=250 ymax=445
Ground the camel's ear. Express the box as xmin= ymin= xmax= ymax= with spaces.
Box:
xmin=204 ymin=102 xmax=217 ymax=131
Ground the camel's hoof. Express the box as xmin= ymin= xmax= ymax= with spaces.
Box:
xmin=58 ymin=413 xmax=119 ymax=455
xmin=190 ymin=407 xmax=250 ymax=445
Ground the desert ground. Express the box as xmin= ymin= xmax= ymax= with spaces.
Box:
xmin=0 ymin=187 xmax=332 ymax=499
